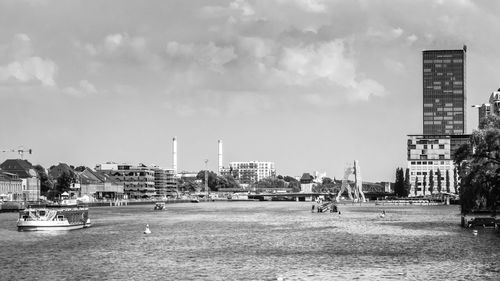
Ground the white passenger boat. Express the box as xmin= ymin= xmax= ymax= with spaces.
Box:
xmin=17 ymin=200 xmax=91 ymax=231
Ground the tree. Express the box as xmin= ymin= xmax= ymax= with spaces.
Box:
xmin=283 ymin=176 xmax=301 ymax=192
xmin=428 ymin=170 xmax=434 ymax=194
xmin=74 ymin=166 xmax=87 ymax=172
xmin=394 ymin=168 xmax=405 ymax=197
xmin=445 ymin=170 xmax=450 ymax=193
xmin=455 ymin=114 xmax=500 ymax=213
xmin=256 ymin=177 xmax=285 ymax=190
xmin=53 ymin=171 xmax=73 ymax=199
xmin=178 ymin=180 xmax=201 ymax=193
xmin=423 ymin=174 xmax=427 ymax=196
xmin=219 ymin=175 xmax=240 ymax=190
xmin=322 ymin=177 xmax=333 ymax=185
xmin=403 ymin=168 xmax=411 ymax=197
xmin=414 ymin=176 xmax=419 ymax=196
xmin=436 ymin=169 xmax=442 ymax=193
xmin=33 ymin=164 xmax=53 ymax=196
xmin=196 ymin=170 xmax=219 ymax=191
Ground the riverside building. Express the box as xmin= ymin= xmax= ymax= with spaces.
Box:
xmin=151 ymin=166 xmax=177 ymax=196
xmin=0 ymin=159 xmax=40 ymax=201
xmin=407 ymin=134 xmax=469 ymax=196
xmin=423 ymin=47 xmax=467 ymax=135
xmin=472 ymin=89 xmax=500 ymax=127
xmin=224 ymin=161 xmax=276 ymax=185
xmin=0 ymin=171 xmax=23 ymax=201
xmin=95 ymin=162 xmax=155 ymax=199
xmin=407 ymin=46 xmax=469 ymax=196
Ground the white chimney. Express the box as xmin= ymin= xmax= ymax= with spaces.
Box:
xmin=172 ymin=136 xmax=177 ymax=174
xmin=218 ymin=139 xmax=223 ymax=174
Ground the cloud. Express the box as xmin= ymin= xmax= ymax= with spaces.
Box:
xmin=166 ymin=41 xmax=237 ymax=73
xmin=230 ymin=0 xmax=255 ymax=16
xmin=0 ymin=34 xmax=57 ymax=86
xmin=62 ymin=80 xmax=98 ymax=97
xmin=406 ymin=34 xmax=418 ymax=45
xmin=384 ymin=59 xmax=405 ymax=74
xmin=367 ymin=26 xmax=405 ymax=41
xmin=276 ymin=40 xmax=385 ymax=101
xmin=276 ymin=0 xmax=327 ymax=13
xmin=81 ymin=33 xmax=163 ymax=71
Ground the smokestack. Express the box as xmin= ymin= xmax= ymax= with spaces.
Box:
xmin=172 ymin=136 xmax=177 ymax=174
xmin=218 ymin=139 xmax=223 ymax=175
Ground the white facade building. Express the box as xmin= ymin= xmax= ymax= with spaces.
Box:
xmin=228 ymin=161 xmax=276 ymax=184
xmin=407 ymin=135 xmax=469 ymax=196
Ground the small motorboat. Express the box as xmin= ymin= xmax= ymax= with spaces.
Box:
xmin=379 ymin=210 xmax=386 ymax=218
xmin=154 ymin=202 xmax=166 ymax=211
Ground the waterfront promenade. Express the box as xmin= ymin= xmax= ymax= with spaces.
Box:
xmin=0 ymin=202 xmax=498 ymax=280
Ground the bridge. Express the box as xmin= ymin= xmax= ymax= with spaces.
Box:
xmin=247 ymin=191 xmax=391 ymax=202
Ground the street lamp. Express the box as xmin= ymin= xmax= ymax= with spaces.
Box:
xmin=204 ymin=159 xmax=209 ymax=200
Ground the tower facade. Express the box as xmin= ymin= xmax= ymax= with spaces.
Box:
xmin=423 ymin=47 xmax=467 ymax=135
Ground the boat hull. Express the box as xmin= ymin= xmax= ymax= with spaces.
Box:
xmin=17 ymin=219 xmax=91 ymax=231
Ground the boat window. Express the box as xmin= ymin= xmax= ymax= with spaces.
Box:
xmin=57 ymin=215 xmax=64 ymax=220
xmin=39 ymin=211 xmax=46 ymax=216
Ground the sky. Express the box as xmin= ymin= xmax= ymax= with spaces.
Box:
xmin=1 ymin=0 xmax=500 ymax=182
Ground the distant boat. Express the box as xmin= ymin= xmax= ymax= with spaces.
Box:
xmin=191 ymin=198 xmax=200 ymax=203
xmin=17 ymin=200 xmax=91 ymax=231
xmin=154 ymin=202 xmax=166 ymax=210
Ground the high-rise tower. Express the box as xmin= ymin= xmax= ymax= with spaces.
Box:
xmin=423 ymin=46 xmax=467 ymax=135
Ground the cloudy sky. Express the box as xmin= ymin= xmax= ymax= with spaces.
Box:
xmin=1 ymin=0 xmax=499 ymax=181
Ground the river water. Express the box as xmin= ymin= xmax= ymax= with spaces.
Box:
xmin=0 ymin=202 xmax=498 ymax=280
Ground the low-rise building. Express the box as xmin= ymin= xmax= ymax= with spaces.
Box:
xmin=407 ymin=134 xmax=470 ymax=196
xmin=78 ymin=168 xmax=124 ymax=200
xmin=299 ymin=173 xmax=314 ymax=193
xmin=0 ymin=159 xmax=40 ymax=201
xmin=0 ymin=171 xmax=23 ymax=201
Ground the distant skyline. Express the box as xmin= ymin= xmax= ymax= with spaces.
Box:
xmin=1 ymin=0 xmax=500 ymax=181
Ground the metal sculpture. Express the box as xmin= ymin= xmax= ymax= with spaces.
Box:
xmin=336 ymin=160 xmax=366 ymax=202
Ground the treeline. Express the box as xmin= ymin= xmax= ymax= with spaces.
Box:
xmin=455 ymin=114 xmax=500 ymax=213
xmin=180 ymin=171 xmax=303 ymax=193
xmin=33 ymin=164 xmax=81 ymax=199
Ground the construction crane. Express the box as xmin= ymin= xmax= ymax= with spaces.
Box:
xmin=0 ymin=146 xmax=32 ymax=160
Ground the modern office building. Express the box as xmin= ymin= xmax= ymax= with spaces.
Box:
xmin=407 ymin=134 xmax=469 ymax=196
xmin=423 ymin=47 xmax=467 ymax=135
xmin=95 ymin=162 xmax=156 ymax=199
xmin=407 ymin=46 xmax=470 ymax=196
xmin=225 ymin=161 xmax=276 ymax=185
xmin=151 ymin=166 xmax=177 ymax=196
